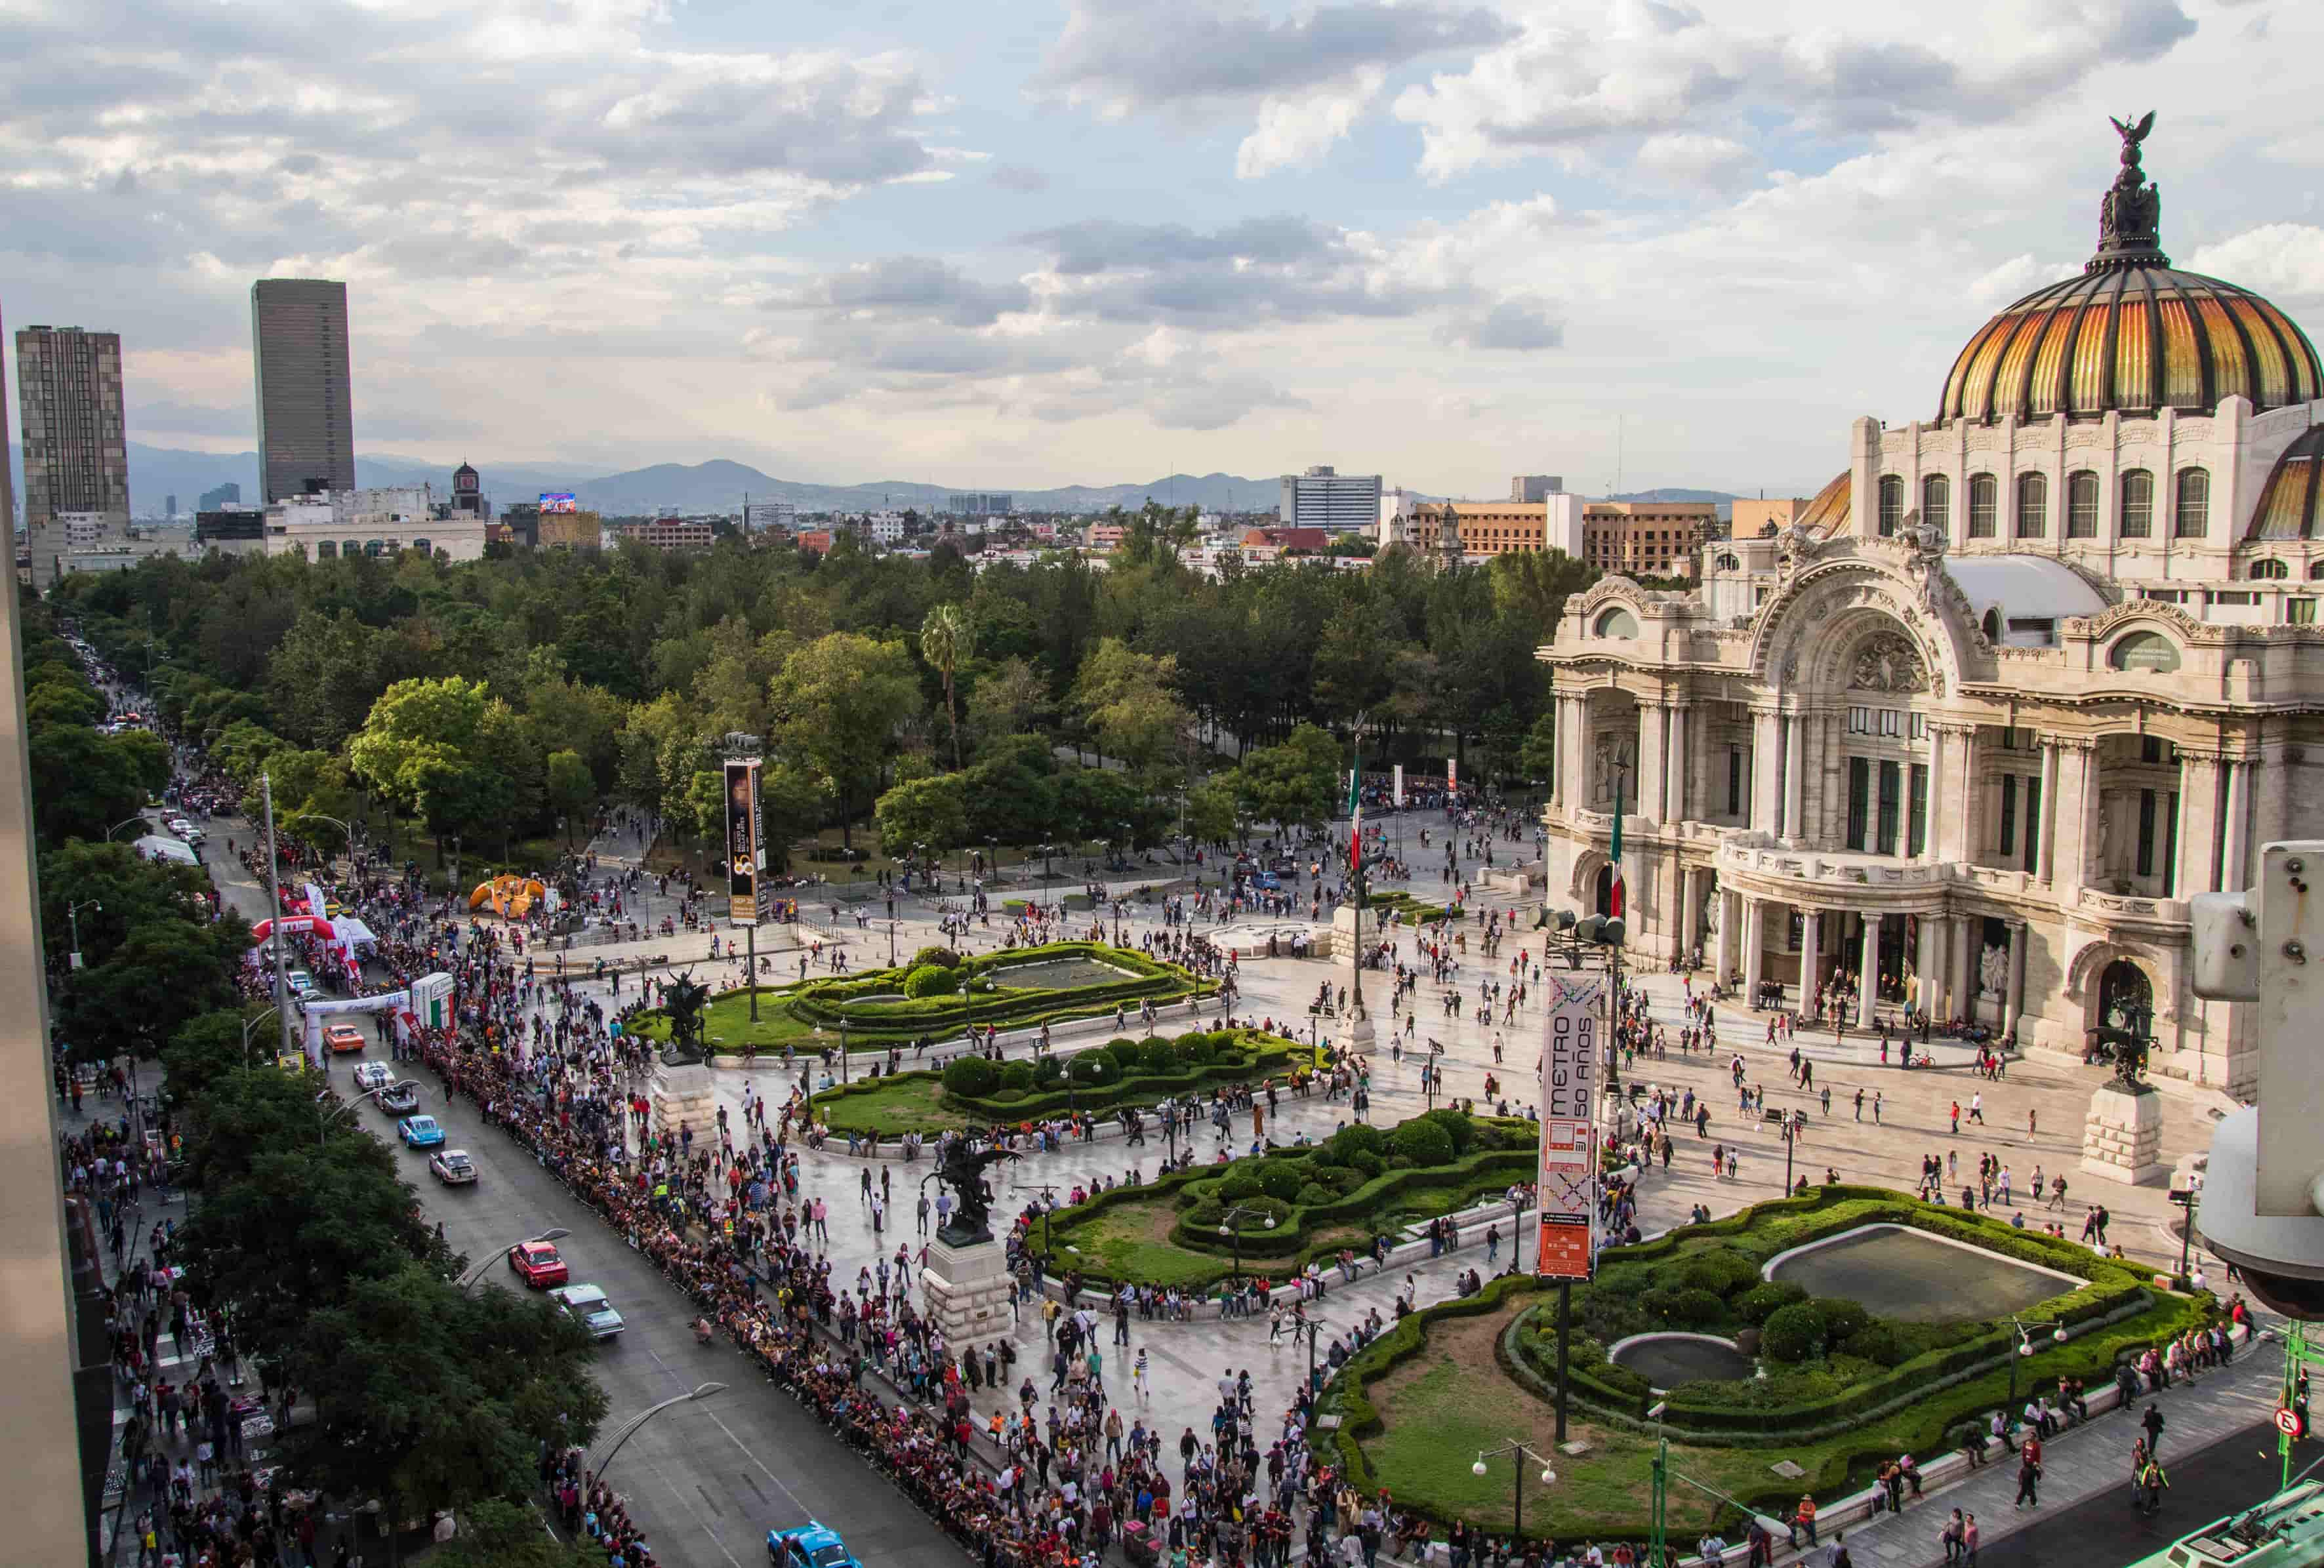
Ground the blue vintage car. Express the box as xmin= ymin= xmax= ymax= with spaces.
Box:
xmin=398 ymin=1114 xmax=445 ymax=1148
xmin=767 ymin=1521 xmax=860 ymax=1568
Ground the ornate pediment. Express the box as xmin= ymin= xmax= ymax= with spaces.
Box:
xmin=1848 ymin=631 xmax=1928 ymax=693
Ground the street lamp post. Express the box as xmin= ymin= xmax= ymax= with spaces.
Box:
xmin=455 ymin=1227 xmax=573 ymax=1292
xmin=241 ymin=1007 xmax=279 ymax=1065
xmin=316 ymin=1079 xmax=424 ymax=1149
xmin=104 ymin=816 xmax=148 ymax=842
xmin=66 ymin=898 xmax=100 ymax=973
xmin=588 ymin=1383 xmax=727 ymax=1485
xmin=1290 ymin=1313 xmax=1330 ymax=1399
xmin=1217 ymin=1203 xmax=1278 ymax=1284
xmin=2005 ymin=1316 xmax=2069 ymax=1409
xmin=1470 ymin=1440 xmax=1558 ymax=1544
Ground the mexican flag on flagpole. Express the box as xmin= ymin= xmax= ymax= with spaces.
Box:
xmin=1606 ymin=772 xmax=1627 ymax=918
xmin=1347 ymin=756 xmax=1364 ymax=875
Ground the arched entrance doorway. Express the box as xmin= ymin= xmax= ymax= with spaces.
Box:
xmin=2097 ymin=958 xmax=2153 ymax=1035
xmin=1593 ymin=863 xmax=1615 ymax=917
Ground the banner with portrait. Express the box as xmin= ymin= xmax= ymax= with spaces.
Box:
xmin=724 ymin=757 xmax=760 ymax=923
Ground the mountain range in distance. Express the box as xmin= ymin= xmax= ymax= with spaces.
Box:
xmin=9 ymin=443 xmax=1742 ymax=519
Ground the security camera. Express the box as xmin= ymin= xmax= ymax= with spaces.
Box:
xmin=2190 ymin=845 xmax=2324 ymax=1320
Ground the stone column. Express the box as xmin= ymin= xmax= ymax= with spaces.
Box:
xmin=1799 ymin=908 xmax=1822 ymax=1013
xmin=1665 ymin=703 xmax=1690 ymax=823
xmin=1751 ymin=711 xmax=1784 ymax=834
xmin=1953 ymin=913 xmax=1978 ymax=1020
xmin=2222 ymin=755 xmax=2253 ymax=893
xmin=1914 ymin=914 xmax=1938 ymax=1016
xmin=1560 ymin=696 xmax=1591 ymax=812
xmin=1857 ymin=913 xmax=1881 ymax=1026
xmin=2178 ymin=752 xmax=2222 ymax=896
xmin=2070 ymin=740 xmax=2103 ymax=893
xmin=2001 ymin=919 xmax=2029 ymax=1045
xmin=1636 ymin=702 xmax=1667 ymax=824
xmin=1678 ymin=865 xmax=1701 ymax=957
xmin=1782 ymin=712 xmax=1807 ymax=845
xmin=1715 ymin=888 xmax=1738 ymax=983
xmin=2037 ymin=740 xmax=2062 ymax=883
xmin=1742 ymin=897 xmax=1766 ymax=1000
xmin=1549 ymin=695 xmax=1568 ymax=809
xmin=1923 ymin=725 xmax=1949 ymax=864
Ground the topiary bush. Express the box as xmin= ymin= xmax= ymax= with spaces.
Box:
xmin=1296 ymin=1182 xmax=1335 ymax=1206
xmin=1677 ymin=1249 xmax=1762 ymax=1298
xmin=1255 ymin=1160 xmax=1307 ymax=1201
xmin=1139 ymin=1039 xmax=1176 ymax=1074
xmin=1844 ymin=1321 xmax=1911 ymax=1367
xmin=1760 ymin=1301 xmax=1827 ymax=1362
xmin=942 ymin=1056 xmax=998 ymax=1096
xmin=1392 ymin=1117 xmax=1456 ymax=1167
xmin=999 ymin=1060 xmax=1034 ymax=1092
xmin=910 ymin=946 xmax=962 ymax=969
xmin=1735 ymin=1281 xmax=1808 ymax=1323
xmin=1420 ymin=1107 xmax=1475 ymax=1157
xmin=1818 ymin=1298 xmax=1871 ymax=1344
xmin=1031 ymin=1055 xmax=1064 ymax=1085
xmin=1105 ymin=1037 xmax=1143 ymax=1068
xmin=1328 ymin=1124 xmax=1387 ymax=1161
xmin=1347 ymin=1150 xmax=1385 ymax=1180
xmin=1176 ymin=1032 xmax=1219 ymax=1066
xmin=903 ymin=963 xmax=960 ymax=999
xmin=1665 ymin=1287 xmax=1726 ymax=1328
xmin=1069 ymin=1050 xmax=1121 ymax=1085
xmin=1218 ymin=1169 xmax=1263 ymax=1201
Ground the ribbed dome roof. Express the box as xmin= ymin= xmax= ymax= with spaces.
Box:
xmin=1936 ymin=117 xmax=2322 ymax=426
xmin=1800 ymin=471 xmax=1851 ymax=537
xmin=2248 ymin=427 xmax=2324 ymax=540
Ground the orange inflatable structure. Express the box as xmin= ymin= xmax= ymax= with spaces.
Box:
xmin=468 ymin=875 xmax=550 ymax=918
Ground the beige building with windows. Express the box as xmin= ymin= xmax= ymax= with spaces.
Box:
xmin=1538 ymin=125 xmax=2324 ymax=1096
xmin=1582 ymin=499 xmax=1717 ymax=578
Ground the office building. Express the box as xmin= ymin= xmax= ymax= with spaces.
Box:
xmin=16 ymin=325 xmax=130 ymax=583
xmin=0 ymin=304 xmax=13 ymax=534
xmin=617 ymin=517 xmax=716 ymax=551
xmin=1538 ymin=124 xmax=2324 ymax=1096
xmin=251 ymin=279 xmax=356 ymax=503
xmin=164 ymin=493 xmax=177 ymax=519
xmin=1278 ymin=466 xmax=1381 ymax=531
xmin=538 ymin=507 xmax=602 ymax=550
xmin=1404 ymin=496 xmax=1585 ymax=559
xmin=262 ymin=483 xmax=487 ymax=561
xmin=1580 ymin=499 xmax=1717 ymax=578
xmin=948 ymin=492 xmax=1013 ymax=515
xmin=1511 ymin=475 xmax=1563 ymax=502
xmin=499 ymin=501 xmax=540 ymax=548
xmin=744 ymin=499 xmax=796 ymax=533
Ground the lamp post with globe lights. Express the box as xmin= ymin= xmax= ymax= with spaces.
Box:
xmin=1471 ymin=1441 xmax=1558 ymax=1544
xmin=1217 ymin=1203 xmax=1277 ymax=1284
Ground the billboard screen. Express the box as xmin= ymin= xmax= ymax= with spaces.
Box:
xmin=724 ymin=759 xmax=760 ymax=923
xmin=1535 ymin=972 xmax=1602 ymax=1279
xmin=540 ymin=493 xmax=578 ymax=513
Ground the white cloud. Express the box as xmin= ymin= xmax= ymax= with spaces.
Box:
xmin=1633 ymin=132 xmax=1754 ymax=191
xmin=2187 ymin=224 xmax=2324 ymax=303
xmin=1236 ymin=70 xmax=1387 ymax=178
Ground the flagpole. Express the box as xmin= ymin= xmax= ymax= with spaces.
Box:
xmin=1337 ymin=721 xmax=1376 ymax=1064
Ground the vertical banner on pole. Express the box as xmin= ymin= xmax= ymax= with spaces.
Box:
xmin=1393 ymin=763 xmax=1405 ymax=808
xmin=1536 ymin=972 xmax=1602 ymax=1278
xmin=724 ymin=758 xmax=760 ymax=923
xmin=1447 ymin=756 xmax=1459 ymax=797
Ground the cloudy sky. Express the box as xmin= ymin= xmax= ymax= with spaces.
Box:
xmin=3 ymin=0 xmax=2321 ymax=497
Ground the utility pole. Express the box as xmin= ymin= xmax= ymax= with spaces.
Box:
xmin=262 ymin=772 xmax=295 ymax=1063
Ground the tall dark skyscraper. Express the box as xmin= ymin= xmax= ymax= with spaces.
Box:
xmin=14 ymin=325 xmax=129 ymax=529
xmin=251 ymin=278 xmax=356 ymax=503
xmin=0 ymin=302 xmax=14 ymax=534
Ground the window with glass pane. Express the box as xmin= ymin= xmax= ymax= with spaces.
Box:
xmin=2174 ymin=468 xmax=2209 ymax=536
xmin=1968 ymin=474 xmax=1998 ymax=537
xmin=1878 ymin=475 xmax=1904 ymax=535
xmin=1921 ymin=473 xmax=1949 ymax=538
xmin=1877 ymin=761 xmax=1902 ymax=855
xmin=1846 ymin=758 xmax=1870 ymax=851
xmin=2119 ymin=470 xmax=2153 ymax=537
xmin=1907 ymin=764 xmax=1928 ymax=857
xmin=2016 ymin=472 xmax=2047 ymax=538
xmin=2066 ymin=471 xmax=2098 ymax=536
xmin=1999 ymin=774 xmax=2017 ymax=855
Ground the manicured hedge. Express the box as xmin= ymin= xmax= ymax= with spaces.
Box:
xmin=783 ymin=942 xmax=1205 ymax=1037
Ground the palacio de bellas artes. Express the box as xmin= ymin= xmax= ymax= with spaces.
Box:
xmin=1538 ymin=116 xmax=2323 ymax=1121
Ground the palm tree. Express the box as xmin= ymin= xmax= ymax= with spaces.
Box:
xmin=920 ymin=603 xmax=971 ymax=769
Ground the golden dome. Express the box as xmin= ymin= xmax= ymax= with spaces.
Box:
xmin=1800 ymin=472 xmax=1851 ymax=537
xmin=2248 ymin=427 xmax=2324 ymax=541
xmin=1937 ymin=117 xmax=2322 ymax=426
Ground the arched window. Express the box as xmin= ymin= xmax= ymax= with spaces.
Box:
xmin=2015 ymin=472 xmax=2048 ymax=538
xmin=2175 ymin=468 xmax=2210 ymax=537
xmin=412 ymin=538 xmax=432 ymax=556
xmin=2110 ymin=631 xmax=2182 ymax=672
xmin=1715 ymin=553 xmax=1741 ymax=573
xmin=2066 ymin=470 xmax=2099 ymax=537
xmin=2119 ymin=470 xmax=2154 ymax=538
xmin=2310 ymin=561 xmax=2324 ymax=580
xmin=1877 ymin=475 xmax=1904 ymax=536
xmin=315 ymin=540 xmax=337 ymax=560
xmin=2249 ymin=557 xmax=2289 ymax=580
xmin=1921 ymin=473 xmax=1950 ymax=538
xmin=1968 ymin=473 xmax=1998 ymax=538
xmin=1982 ymin=608 xmax=2001 ymax=643
xmin=364 ymin=539 xmax=384 ymax=557
xmin=1594 ymin=607 xmax=1640 ymax=639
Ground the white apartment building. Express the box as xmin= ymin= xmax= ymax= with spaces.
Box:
xmin=263 ymin=484 xmax=489 ymax=561
xmin=1279 ymin=466 xmax=1381 ymax=532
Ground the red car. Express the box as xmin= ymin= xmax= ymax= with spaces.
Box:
xmin=508 ymin=1239 xmax=569 ymax=1289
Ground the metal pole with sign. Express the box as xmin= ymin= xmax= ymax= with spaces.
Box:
xmin=720 ymin=734 xmax=764 ymax=1024
xmin=1538 ymin=971 xmax=1603 ymax=1442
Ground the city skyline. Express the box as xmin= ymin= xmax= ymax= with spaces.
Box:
xmin=0 ymin=0 xmax=2318 ymax=500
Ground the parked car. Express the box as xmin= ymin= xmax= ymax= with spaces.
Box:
xmin=508 ymin=1239 xmax=568 ymax=1289
xmin=397 ymin=1114 xmax=445 ymax=1148
xmin=428 ymin=1150 xmax=478 ymax=1186
xmin=548 ymin=1283 xmax=626 ymax=1340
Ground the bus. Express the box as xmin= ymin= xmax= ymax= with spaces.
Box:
xmin=2121 ymin=1480 xmax=2324 ymax=1568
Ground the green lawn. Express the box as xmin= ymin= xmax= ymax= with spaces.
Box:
xmin=813 ymin=1076 xmax=953 ymax=1136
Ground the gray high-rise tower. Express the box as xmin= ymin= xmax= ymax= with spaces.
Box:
xmin=15 ymin=324 xmax=131 ymax=581
xmin=251 ymin=278 xmax=356 ymax=503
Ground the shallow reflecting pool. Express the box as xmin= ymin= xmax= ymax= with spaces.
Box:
xmin=1610 ymin=1333 xmax=1755 ymax=1388
xmin=1765 ymin=1225 xmax=2072 ymax=1323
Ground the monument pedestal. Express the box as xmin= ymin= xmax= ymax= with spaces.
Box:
xmin=2080 ymin=1082 xmax=2168 ymax=1186
xmin=920 ymin=1237 xmax=1015 ymax=1353
xmin=649 ymin=1059 xmax=719 ymax=1145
